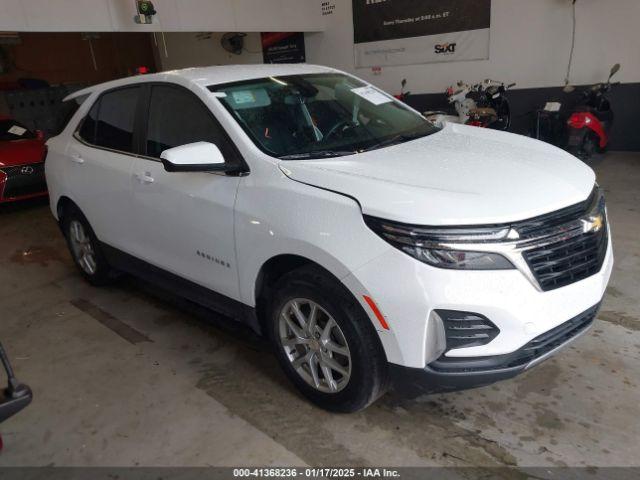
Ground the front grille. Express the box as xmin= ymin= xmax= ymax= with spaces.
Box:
xmin=428 ymin=302 xmax=600 ymax=373
xmin=524 ymin=225 xmax=608 ymax=291
xmin=517 ymin=188 xmax=608 ymax=291
xmin=0 ymin=163 xmax=47 ymax=199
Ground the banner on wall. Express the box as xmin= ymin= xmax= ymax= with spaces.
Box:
xmin=352 ymin=0 xmax=491 ymax=67
xmin=261 ymin=32 xmax=306 ymax=64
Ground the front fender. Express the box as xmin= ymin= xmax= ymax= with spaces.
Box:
xmin=234 ymin=174 xmax=389 ymax=307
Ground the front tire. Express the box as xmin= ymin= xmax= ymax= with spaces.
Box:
xmin=268 ymin=265 xmax=388 ymax=412
xmin=62 ymin=206 xmax=115 ymax=286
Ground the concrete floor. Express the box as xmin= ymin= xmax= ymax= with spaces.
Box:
xmin=0 ymin=152 xmax=638 ymax=468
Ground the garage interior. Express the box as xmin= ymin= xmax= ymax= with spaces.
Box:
xmin=1 ymin=0 xmax=639 ymax=473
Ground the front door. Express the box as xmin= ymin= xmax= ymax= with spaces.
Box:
xmin=129 ymin=84 xmax=242 ymax=301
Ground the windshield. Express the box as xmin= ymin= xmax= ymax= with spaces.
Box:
xmin=0 ymin=119 xmax=36 ymax=142
xmin=209 ymin=73 xmax=439 ymax=159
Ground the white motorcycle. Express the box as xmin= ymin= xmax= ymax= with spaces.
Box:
xmin=424 ymin=81 xmax=476 ymax=127
xmin=425 ymin=79 xmax=514 ymax=130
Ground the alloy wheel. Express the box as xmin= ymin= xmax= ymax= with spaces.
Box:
xmin=68 ymin=220 xmax=97 ymax=275
xmin=278 ymin=298 xmax=352 ymax=393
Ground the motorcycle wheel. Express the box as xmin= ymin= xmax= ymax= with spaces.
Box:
xmin=596 ymin=141 xmax=608 ymax=154
xmin=569 ymin=133 xmax=597 ymax=160
xmin=491 ymin=97 xmax=511 ymax=131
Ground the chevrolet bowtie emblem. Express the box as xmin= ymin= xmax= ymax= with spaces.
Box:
xmin=582 ymin=214 xmax=604 ymax=233
xmin=506 ymin=228 xmax=520 ymax=240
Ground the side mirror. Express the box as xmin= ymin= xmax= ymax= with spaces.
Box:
xmin=609 ymin=63 xmax=621 ymax=79
xmin=160 ymin=142 xmax=227 ymax=173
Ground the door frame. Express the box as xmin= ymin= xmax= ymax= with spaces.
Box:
xmin=134 ymin=81 xmax=250 ymax=175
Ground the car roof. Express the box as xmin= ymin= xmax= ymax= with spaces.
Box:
xmin=64 ymin=64 xmax=339 ymax=102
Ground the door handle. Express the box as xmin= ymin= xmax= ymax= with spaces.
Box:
xmin=70 ymin=153 xmax=84 ymax=164
xmin=136 ymin=172 xmax=155 ymax=184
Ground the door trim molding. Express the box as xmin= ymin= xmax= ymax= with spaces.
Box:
xmin=100 ymin=243 xmax=261 ymax=334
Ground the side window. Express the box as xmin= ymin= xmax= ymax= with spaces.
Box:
xmin=94 ymin=87 xmax=140 ymax=153
xmin=78 ymin=99 xmax=99 ymax=144
xmin=145 ymin=85 xmax=235 ymax=161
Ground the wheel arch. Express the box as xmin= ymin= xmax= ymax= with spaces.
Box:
xmin=253 ymin=254 xmax=366 ymax=338
xmin=255 ymin=254 xmax=322 ymax=333
xmin=56 ymin=195 xmax=79 ymax=223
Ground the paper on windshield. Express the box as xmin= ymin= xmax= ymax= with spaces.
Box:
xmin=8 ymin=125 xmax=27 ymax=136
xmin=544 ymin=102 xmax=562 ymax=112
xmin=232 ymin=91 xmax=256 ymax=105
xmin=351 ymin=86 xmax=392 ymax=106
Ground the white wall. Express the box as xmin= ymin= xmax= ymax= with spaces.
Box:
xmin=0 ymin=0 xmax=323 ymax=32
xmin=154 ymin=32 xmax=264 ymax=71
xmin=306 ymin=0 xmax=640 ymax=95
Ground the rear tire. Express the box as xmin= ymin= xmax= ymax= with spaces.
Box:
xmin=596 ymin=141 xmax=608 ymax=154
xmin=581 ymin=133 xmax=597 ymax=159
xmin=268 ymin=265 xmax=388 ymax=412
xmin=492 ymin=97 xmax=511 ymax=131
xmin=567 ymin=132 xmax=597 ymax=160
xmin=61 ymin=206 xmax=116 ymax=286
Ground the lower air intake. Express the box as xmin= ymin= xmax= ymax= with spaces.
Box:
xmin=435 ymin=310 xmax=500 ymax=351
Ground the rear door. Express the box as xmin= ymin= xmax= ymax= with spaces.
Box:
xmin=129 ymin=83 xmax=243 ymax=301
xmin=66 ymin=86 xmax=143 ymax=252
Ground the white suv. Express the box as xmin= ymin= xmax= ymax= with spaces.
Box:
xmin=45 ymin=65 xmax=612 ymax=412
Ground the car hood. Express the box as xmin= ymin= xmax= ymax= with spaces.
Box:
xmin=278 ymin=123 xmax=596 ymax=226
xmin=0 ymin=139 xmax=46 ymax=168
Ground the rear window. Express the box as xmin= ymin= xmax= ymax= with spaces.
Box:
xmin=95 ymin=87 xmax=140 ymax=153
xmin=77 ymin=87 xmax=140 ymax=153
xmin=0 ymin=119 xmax=36 ymax=141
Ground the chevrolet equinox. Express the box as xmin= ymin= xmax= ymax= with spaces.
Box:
xmin=45 ymin=65 xmax=612 ymax=412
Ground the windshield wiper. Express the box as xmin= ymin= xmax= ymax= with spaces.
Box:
xmin=279 ymin=150 xmax=357 ymax=160
xmin=362 ymin=132 xmax=429 ymax=153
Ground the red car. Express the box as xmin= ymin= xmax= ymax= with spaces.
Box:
xmin=0 ymin=116 xmax=48 ymax=204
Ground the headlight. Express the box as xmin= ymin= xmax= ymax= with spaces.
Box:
xmin=364 ymin=216 xmax=515 ymax=270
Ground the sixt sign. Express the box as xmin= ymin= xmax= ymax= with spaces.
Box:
xmin=435 ymin=42 xmax=456 ymax=54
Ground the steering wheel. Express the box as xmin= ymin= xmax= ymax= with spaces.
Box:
xmin=324 ymin=119 xmax=357 ymax=142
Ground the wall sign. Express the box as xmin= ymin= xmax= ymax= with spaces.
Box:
xmin=322 ymin=1 xmax=336 ymax=16
xmin=352 ymin=0 xmax=491 ymax=67
xmin=261 ymin=32 xmax=306 ymax=64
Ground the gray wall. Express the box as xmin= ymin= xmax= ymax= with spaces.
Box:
xmin=306 ymin=0 xmax=640 ymax=94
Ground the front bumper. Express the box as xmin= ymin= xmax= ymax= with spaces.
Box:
xmin=389 ymin=302 xmax=600 ymax=396
xmin=343 ymin=227 xmax=613 ymax=369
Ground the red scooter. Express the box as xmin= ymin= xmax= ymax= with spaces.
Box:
xmin=565 ymin=63 xmax=620 ymax=159
xmin=394 ymin=79 xmax=410 ymax=103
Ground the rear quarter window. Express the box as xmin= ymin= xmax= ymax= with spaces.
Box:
xmin=77 ymin=99 xmax=99 ymax=144
xmin=76 ymin=87 xmax=140 ymax=153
